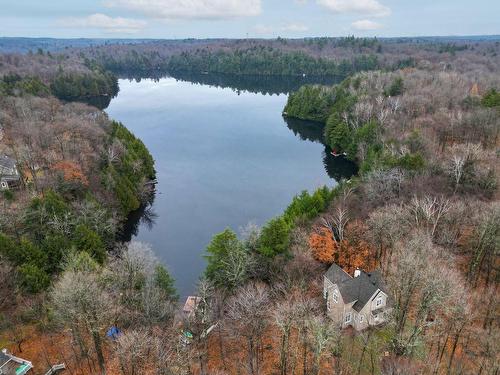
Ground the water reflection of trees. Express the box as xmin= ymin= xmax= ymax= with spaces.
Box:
xmin=118 ymin=194 xmax=157 ymax=242
xmin=285 ymin=117 xmax=325 ymax=143
xmin=284 ymin=116 xmax=358 ymax=181
xmin=322 ymin=147 xmax=357 ymax=181
xmin=171 ymin=71 xmax=343 ymax=96
xmin=119 ymin=70 xmax=342 ymax=96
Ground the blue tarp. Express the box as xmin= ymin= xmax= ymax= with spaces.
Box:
xmin=106 ymin=326 xmax=122 ymax=340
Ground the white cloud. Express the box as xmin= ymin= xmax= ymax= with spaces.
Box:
xmin=59 ymin=13 xmax=146 ymax=33
xmin=351 ymin=19 xmax=383 ymax=30
xmin=104 ymin=0 xmax=261 ymax=20
xmin=317 ymin=0 xmax=391 ymax=17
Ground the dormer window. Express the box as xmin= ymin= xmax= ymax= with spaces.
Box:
xmin=376 ymin=296 xmax=383 ymax=307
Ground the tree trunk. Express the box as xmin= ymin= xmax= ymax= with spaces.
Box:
xmin=357 ymin=332 xmax=371 ymax=375
xmin=248 ymin=337 xmax=255 ymax=375
xmin=92 ymin=330 xmax=106 ymax=375
xmin=434 ymin=329 xmax=450 ymax=375
xmin=446 ymin=329 xmax=463 ymax=375
xmin=218 ymin=325 xmax=227 ymax=370
xmin=302 ymin=337 xmax=307 ymax=375
xmin=279 ymin=330 xmax=290 ymax=375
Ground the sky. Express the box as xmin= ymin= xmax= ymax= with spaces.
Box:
xmin=1 ymin=0 xmax=499 ymax=39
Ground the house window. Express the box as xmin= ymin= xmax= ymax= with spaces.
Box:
xmin=0 ymin=181 xmax=7 ymax=189
xmin=345 ymin=312 xmax=351 ymax=323
xmin=333 ymin=292 xmax=338 ymax=303
xmin=376 ymin=296 xmax=383 ymax=307
xmin=327 ymin=300 xmax=331 ymax=312
xmin=359 ymin=314 xmax=364 ymax=323
xmin=323 ymin=288 xmax=328 ymax=299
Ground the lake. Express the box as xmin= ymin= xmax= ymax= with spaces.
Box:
xmin=106 ymin=74 xmax=355 ymax=297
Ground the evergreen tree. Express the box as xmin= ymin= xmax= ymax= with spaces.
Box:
xmin=258 ymin=217 xmax=290 ymax=257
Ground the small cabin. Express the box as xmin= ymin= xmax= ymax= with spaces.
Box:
xmin=183 ymin=296 xmax=201 ymax=318
xmin=0 ymin=155 xmax=21 ymax=190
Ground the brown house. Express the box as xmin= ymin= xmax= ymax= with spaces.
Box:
xmin=323 ymin=264 xmax=391 ymax=330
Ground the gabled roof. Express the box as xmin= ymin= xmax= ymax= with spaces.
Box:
xmin=0 ymin=155 xmax=17 ymax=170
xmin=325 ymin=265 xmax=387 ymax=312
xmin=325 ymin=263 xmax=351 ymax=285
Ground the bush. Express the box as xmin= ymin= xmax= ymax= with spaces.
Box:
xmin=385 ymin=77 xmax=404 ymax=97
xmin=73 ymin=224 xmax=107 ymax=264
xmin=393 ymin=153 xmax=425 ymax=171
xmin=481 ymin=89 xmax=500 ymax=108
xmin=17 ymin=263 xmax=50 ymax=294
xmin=2 ymin=189 xmax=14 ymax=201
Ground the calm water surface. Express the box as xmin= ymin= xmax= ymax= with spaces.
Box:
xmin=106 ymin=76 xmax=354 ymax=297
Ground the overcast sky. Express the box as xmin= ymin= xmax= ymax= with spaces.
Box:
xmin=1 ymin=0 xmax=499 ymax=39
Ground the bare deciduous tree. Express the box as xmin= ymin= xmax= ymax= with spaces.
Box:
xmin=407 ymin=195 xmax=451 ymax=238
xmin=225 ymin=283 xmax=270 ymax=375
xmin=52 ymin=268 xmax=113 ymax=375
xmin=115 ymin=329 xmax=151 ymax=375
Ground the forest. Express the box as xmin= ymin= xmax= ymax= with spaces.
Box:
xmin=0 ymin=48 xmax=157 ymax=327
xmin=0 ymin=36 xmax=499 ymax=375
xmin=0 ymin=52 xmax=119 ymax=100
xmin=166 ymin=47 xmax=379 ymax=77
xmin=65 ymin=36 xmax=494 ymax=78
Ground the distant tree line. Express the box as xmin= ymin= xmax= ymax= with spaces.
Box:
xmin=166 ymin=47 xmax=380 ymax=77
xmin=0 ymin=67 xmax=118 ymax=101
xmin=50 ymin=67 xmax=119 ymax=100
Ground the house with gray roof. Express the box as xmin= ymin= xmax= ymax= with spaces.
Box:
xmin=323 ymin=263 xmax=391 ymax=330
xmin=0 ymin=155 xmax=20 ymax=190
xmin=0 ymin=349 xmax=32 ymax=375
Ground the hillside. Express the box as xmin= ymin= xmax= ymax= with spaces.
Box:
xmin=0 ymin=37 xmax=498 ymax=375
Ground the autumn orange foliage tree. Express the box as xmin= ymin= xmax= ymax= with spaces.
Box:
xmin=309 ymin=227 xmax=336 ymax=264
xmin=309 ymin=220 xmax=376 ymax=274
xmin=52 ymin=161 xmax=89 ymax=185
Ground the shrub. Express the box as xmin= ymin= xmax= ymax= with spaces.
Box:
xmin=385 ymin=77 xmax=404 ymax=97
xmin=481 ymin=89 xmax=500 ymax=108
xmin=73 ymin=224 xmax=107 ymax=264
xmin=17 ymin=263 xmax=50 ymax=294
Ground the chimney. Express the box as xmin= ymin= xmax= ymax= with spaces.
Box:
xmin=354 ymin=269 xmax=361 ymax=278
